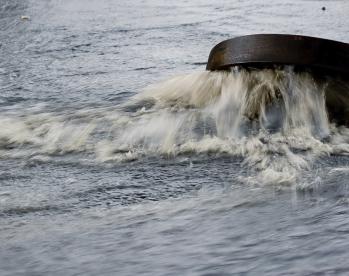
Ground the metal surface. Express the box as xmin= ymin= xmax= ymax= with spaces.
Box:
xmin=207 ymin=34 xmax=349 ymax=126
xmin=206 ymin=34 xmax=349 ymax=78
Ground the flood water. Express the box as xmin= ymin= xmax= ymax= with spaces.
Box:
xmin=1 ymin=0 xmax=349 ymax=275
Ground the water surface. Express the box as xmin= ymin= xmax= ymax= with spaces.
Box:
xmin=1 ymin=0 xmax=349 ymax=275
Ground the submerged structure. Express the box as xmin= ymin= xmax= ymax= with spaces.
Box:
xmin=206 ymin=34 xmax=349 ymax=125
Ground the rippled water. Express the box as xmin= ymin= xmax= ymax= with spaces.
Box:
xmin=1 ymin=0 xmax=349 ymax=275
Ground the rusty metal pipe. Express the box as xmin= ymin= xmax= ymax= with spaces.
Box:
xmin=206 ymin=34 xmax=349 ymax=78
xmin=206 ymin=34 xmax=349 ymax=126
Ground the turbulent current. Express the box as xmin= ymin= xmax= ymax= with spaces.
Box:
xmin=2 ymin=68 xmax=349 ymax=186
xmin=2 ymin=0 xmax=349 ymax=275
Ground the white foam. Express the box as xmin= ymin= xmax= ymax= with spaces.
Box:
xmin=1 ymin=68 xmax=349 ymax=185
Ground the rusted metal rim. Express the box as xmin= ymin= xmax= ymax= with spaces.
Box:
xmin=206 ymin=34 xmax=349 ymax=78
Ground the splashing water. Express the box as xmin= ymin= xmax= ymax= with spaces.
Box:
xmin=1 ymin=67 xmax=349 ymax=185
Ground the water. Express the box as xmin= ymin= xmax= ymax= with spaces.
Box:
xmin=1 ymin=0 xmax=349 ymax=275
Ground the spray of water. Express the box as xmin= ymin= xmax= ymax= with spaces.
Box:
xmin=1 ymin=67 xmax=349 ymax=185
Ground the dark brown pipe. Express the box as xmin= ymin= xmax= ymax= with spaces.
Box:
xmin=206 ymin=34 xmax=349 ymax=126
xmin=206 ymin=34 xmax=349 ymax=78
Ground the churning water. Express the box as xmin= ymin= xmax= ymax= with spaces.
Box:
xmin=2 ymin=68 xmax=347 ymax=184
xmin=1 ymin=0 xmax=349 ymax=275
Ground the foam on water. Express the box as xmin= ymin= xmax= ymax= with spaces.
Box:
xmin=1 ymin=67 xmax=349 ymax=185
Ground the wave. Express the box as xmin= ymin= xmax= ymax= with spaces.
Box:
xmin=1 ymin=67 xmax=349 ymax=185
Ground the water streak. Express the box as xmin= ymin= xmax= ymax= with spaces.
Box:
xmin=1 ymin=67 xmax=348 ymax=185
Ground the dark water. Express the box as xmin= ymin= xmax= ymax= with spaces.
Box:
xmin=1 ymin=0 xmax=349 ymax=275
